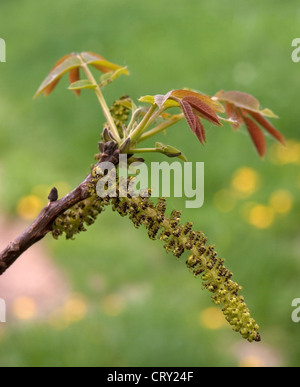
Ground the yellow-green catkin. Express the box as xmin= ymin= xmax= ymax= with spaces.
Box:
xmin=110 ymin=194 xmax=261 ymax=343
xmin=52 ymin=167 xmax=260 ymax=342
xmin=52 ymin=194 xmax=109 ymax=240
xmin=103 ymin=96 xmax=131 ymax=138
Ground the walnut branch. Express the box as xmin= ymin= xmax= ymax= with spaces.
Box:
xmin=0 ymin=142 xmax=119 ymax=276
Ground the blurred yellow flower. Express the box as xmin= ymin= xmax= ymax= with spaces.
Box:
xmin=17 ymin=195 xmax=44 ymax=220
xmin=248 ymin=205 xmax=275 ymax=229
xmin=269 ymin=140 xmax=300 ymax=165
xmin=231 ymin=167 xmax=261 ymax=197
xmin=63 ymin=294 xmax=88 ymax=323
xmin=13 ymin=297 xmax=37 ymax=320
xmin=200 ymin=307 xmax=228 ymax=330
xmin=101 ymin=294 xmax=125 ymax=317
xmin=32 ymin=181 xmax=71 ymax=203
xmin=31 ymin=184 xmax=51 ymax=203
xmin=214 ymin=189 xmax=236 ymax=213
xmin=270 ymin=190 xmax=293 ymax=214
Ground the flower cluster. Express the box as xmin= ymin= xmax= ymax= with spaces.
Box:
xmin=105 ymin=96 xmax=131 ymax=138
xmin=52 ymin=194 xmax=109 ymax=240
xmin=110 ymin=192 xmax=261 ymax=343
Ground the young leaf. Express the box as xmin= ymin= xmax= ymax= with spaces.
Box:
xmin=181 ymin=100 xmax=197 ymax=134
xmin=69 ymin=67 xmax=81 ymax=96
xmin=68 ymin=79 xmax=97 ymax=91
xmin=194 ymin=116 xmax=206 ymax=145
xmin=182 ymin=96 xmax=222 ymax=126
xmin=214 ymin=90 xmax=278 ymax=118
xmin=243 ymin=115 xmax=267 ymax=158
xmin=225 ymin=102 xmax=243 ymax=130
xmin=154 ymin=91 xmax=173 ymax=108
xmin=81 ymin=52 xmax=129 ymax=75
xmin=172 ymin=89 xmax=225 ymax=113
xmin=99 ymin=67 xmax=129 ymax=87
xmin=155 ymin=142 xmax=187 ymax=161
xmin=139 ymin=95 xmax=179 ymax=108
xmin=249 ymin=111 xmax=285 ymax=145
xmin=34 ymin=54 xmax=81 ymax=98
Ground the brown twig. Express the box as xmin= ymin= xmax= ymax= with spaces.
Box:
xmin=0 ymin=141 xmax=120 ymax=276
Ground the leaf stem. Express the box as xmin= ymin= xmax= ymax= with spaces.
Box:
xmin=128 ymin=147 xmax=158 ymax=154
xmin=128 ymin=104 xmax=158 ymax=144
xmin=78 ymin=54 xmax=121 ymax=143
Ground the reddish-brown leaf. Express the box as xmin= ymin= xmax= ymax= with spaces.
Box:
xmin=182 ymin=96 xmax=221 ymax=126
xmin=41 ymin=53 xmax=75 ymax=96
xmin=172 ymin=89 xmax=225 ymax=113
xmin=69 ymin=67 xmax=81 ymax=96
xmin=82 ymin=52 xmax=119 ymax=73
xmin=34 ymin=53 xmax=81 ymax=98
xmin=181 ymin=100 xmax=197 ymax=133
xmin=225 ymin=103 xmax=243 ymax=130
xmin=195 ymin=116 xmax=206 ymax=145
xmin=42 ymin=77 xmax=62 ymax=97
xmin=249 ymin=111 xmax=285 ymax=145
xmin=215 ymin=90 xmax=260 ymax=112
xmin=243 ymin=116 xmax=267 ymax=158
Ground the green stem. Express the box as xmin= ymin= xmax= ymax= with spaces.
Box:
xmin=128 ymin=104 xmax=158 ymax=144
xmin=78 ymin=54 xmax=121 ymax=143
xmin=125 ymin=107 xmax=143 ymax=136
xmin=128 ymin=147 xmax=158 ymax=154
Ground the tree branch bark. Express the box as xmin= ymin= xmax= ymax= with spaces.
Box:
xmin=0 ymin=175 xmax=91 ymax=275
xmin=0 ymin=141 xmax=120 ymax=276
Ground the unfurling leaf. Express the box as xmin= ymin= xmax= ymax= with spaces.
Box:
xmin=172 ymin=89 xmax=225 ymax=113
xmin=155 ymin=142 xmax=187 ymax=161
xmin=181 ymin=100 xmax=197 ymax=134
xmin=154 ymin=91 xmax=173 ymax=108
xmin=194 ymin=116 xmax=206 ymax=145
xmin=225 ymin=103 xmax=243 ymax=130
xmin=139 ymin=95 xmax=179 ymax=108
xmin=68 ymin=80 xmax=97 ymax=91
xmin=69 ymin=67 xmax=81 ymax=96
xmin=249 ymin=111 xmax=285 ymax=145
xmin=99 ymin=67 xmax=129 ymax=87
xmin=81 ymin=52 xmax=129 ymax=75
xmin=214 ymin=90 xmax=278 ymax=118
xmin=243 ymin=115 xmax=267 ymax=158
xmin=216 ymin=89 xmax=284 ymax=157
xmin=34 ymin=52 xmax=128 ymax=99
xmin=182 ymin=96 xmax=222 ymax=126
xmin=34 ymin=54 xmax=81 ymax=98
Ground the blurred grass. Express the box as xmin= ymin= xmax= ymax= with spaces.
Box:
xmin=0 ymin=0 xmax=300 ymax=367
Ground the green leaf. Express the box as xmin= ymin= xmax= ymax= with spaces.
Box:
xmin=34 ymin=52 xmax=129 ymax=99
xmin=68 ymin=79 xmax=97 ymax=90
xmin=115 ymin=98 xmax=136 ymax=111
xmin=154 ymin=91 xmax=173 ymax=108
xmin=81 ymin=52 xmax=129 ymax=74
xmin=139 ymin=95 xmax=179 ymax=108
xmin=99 ymin=67 xmax=129 ymax=87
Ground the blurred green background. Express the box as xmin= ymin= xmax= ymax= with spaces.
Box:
xmin=0 ymin=0 xmax=300 ymax=367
